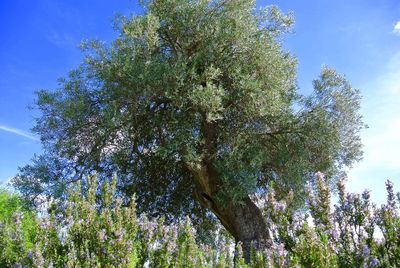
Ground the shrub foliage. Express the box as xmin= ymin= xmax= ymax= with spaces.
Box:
xmin=1 ymin=175 xmax=399 ymax=267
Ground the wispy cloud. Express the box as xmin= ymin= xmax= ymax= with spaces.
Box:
xmin=46 ymin=30 xmax=77 ymax=47
xmin=393 ymin=21 xmax=400 ymax=35
xmin=0 ymin=125 xmax=39 ymax=141
xmin=353 ymin=53 xmax=400 ymax=168
xmin=347 ymin=52 xmax=400 ymax=204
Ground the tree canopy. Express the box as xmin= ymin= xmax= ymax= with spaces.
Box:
xmin=13 ymin=0 xmax=364 ymax=253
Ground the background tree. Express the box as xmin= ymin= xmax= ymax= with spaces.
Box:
xmin=13 ymin=0 xmax=364 ymax=257
xmin=0 ymin=188 xmax=38 ymax=265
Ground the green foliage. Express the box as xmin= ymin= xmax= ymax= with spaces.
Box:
xmin=0 ymin=176 xmax=399 ymax=267
xmin=0 ymin=189 xmax=21 ymax=220
xmin=374 ymin=181 xmax=400 ymax=267
xmin=34 ymin=175 xmax=139 ymax=267
xmin=0 ymin=189 xmax=38 ymax=266
xmin=293 ymin=225 xmax=337 ymax=267
xmin=0 ymin=189 xmax=37 ymax=232
xmin=14 ymin=0 xmax=364 ymax=227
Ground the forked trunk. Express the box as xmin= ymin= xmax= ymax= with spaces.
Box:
xmin=188 ymin=163 xmax=270 ymax=262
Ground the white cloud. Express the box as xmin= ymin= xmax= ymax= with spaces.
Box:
xmin=46 ymin=30 xmax=76 ymax=47
xmin=0 ymin=125 xmax=39 ymax=141
xmin=393 ymin=21 xmax=400 ymax=35
xmin=358 ymin=54 xmax=400 ymax=170
xmin=359 ymin=120 xmax=400 ymax=169
xmin=346 ymin=52 xmax=400 ymax=204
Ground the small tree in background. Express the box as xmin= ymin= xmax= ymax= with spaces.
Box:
xmin=0 ymin=188 xmax=38 ymax=266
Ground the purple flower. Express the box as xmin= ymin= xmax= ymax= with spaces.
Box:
xmin=13 ymin=212 xmax=23 ymax=226
xmin=362 ymin=245 xmax=370 ymax=257
xmin=315 ymin=171 xmax=325 ymax=180
xmin=33 ymin=245 xmax=45 ymax=268
xmin=337 ymin=178 xmax=346 ymax=190
xmin=330 ymin=226 xmax=339 ymax=240
xmin=274 ymin=201 xmax=286 ymax=212
xmin=98 ymin=229 xmax=107 ymax=242
xmin=114 ymin=229 xmax=125 ymax=242
xmin=27 ymin=251 xmax=33 ymax=260
xmin=370 ymin=257 xmax=378 ymax=267
xmin=272 ymin=243 xmax=287 ymax=258
xmin=362 ymin=190 xmax=371 ymax=201
xmin=305 ymin=183 xmax=313 ymax=195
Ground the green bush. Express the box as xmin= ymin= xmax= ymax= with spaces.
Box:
xmin=0 ymin=188 xmax=38 ymax=266
xmin=0 ymin=175 xmax=399 ymax=267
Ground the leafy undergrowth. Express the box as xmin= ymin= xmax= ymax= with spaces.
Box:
xmin=1 ymin=174 xmax=399 ymax=267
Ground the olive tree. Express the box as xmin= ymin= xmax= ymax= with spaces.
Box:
xmin=14 ymin=0 xmax=364 ymax=258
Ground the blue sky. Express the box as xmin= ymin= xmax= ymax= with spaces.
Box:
xmin=0 ymin=0 xmax=399 ymax=204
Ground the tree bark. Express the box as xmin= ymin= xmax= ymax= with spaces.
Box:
xmin=187 ymin=163 xmax=270 ymax=262
xmin=215 ymin=196 xmax=270 ymax=262
xmin=185 ymin=120 xmax=271 ymax=262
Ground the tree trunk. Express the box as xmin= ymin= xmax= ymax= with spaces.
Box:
xmin=187 ymin=163 xmax=270 ymax=262
xmin=215 ymin=196 xmax=270 ymax=262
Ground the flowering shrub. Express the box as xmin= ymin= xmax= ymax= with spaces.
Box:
xmin=0 ymin=174 xmax=399 ymax=267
